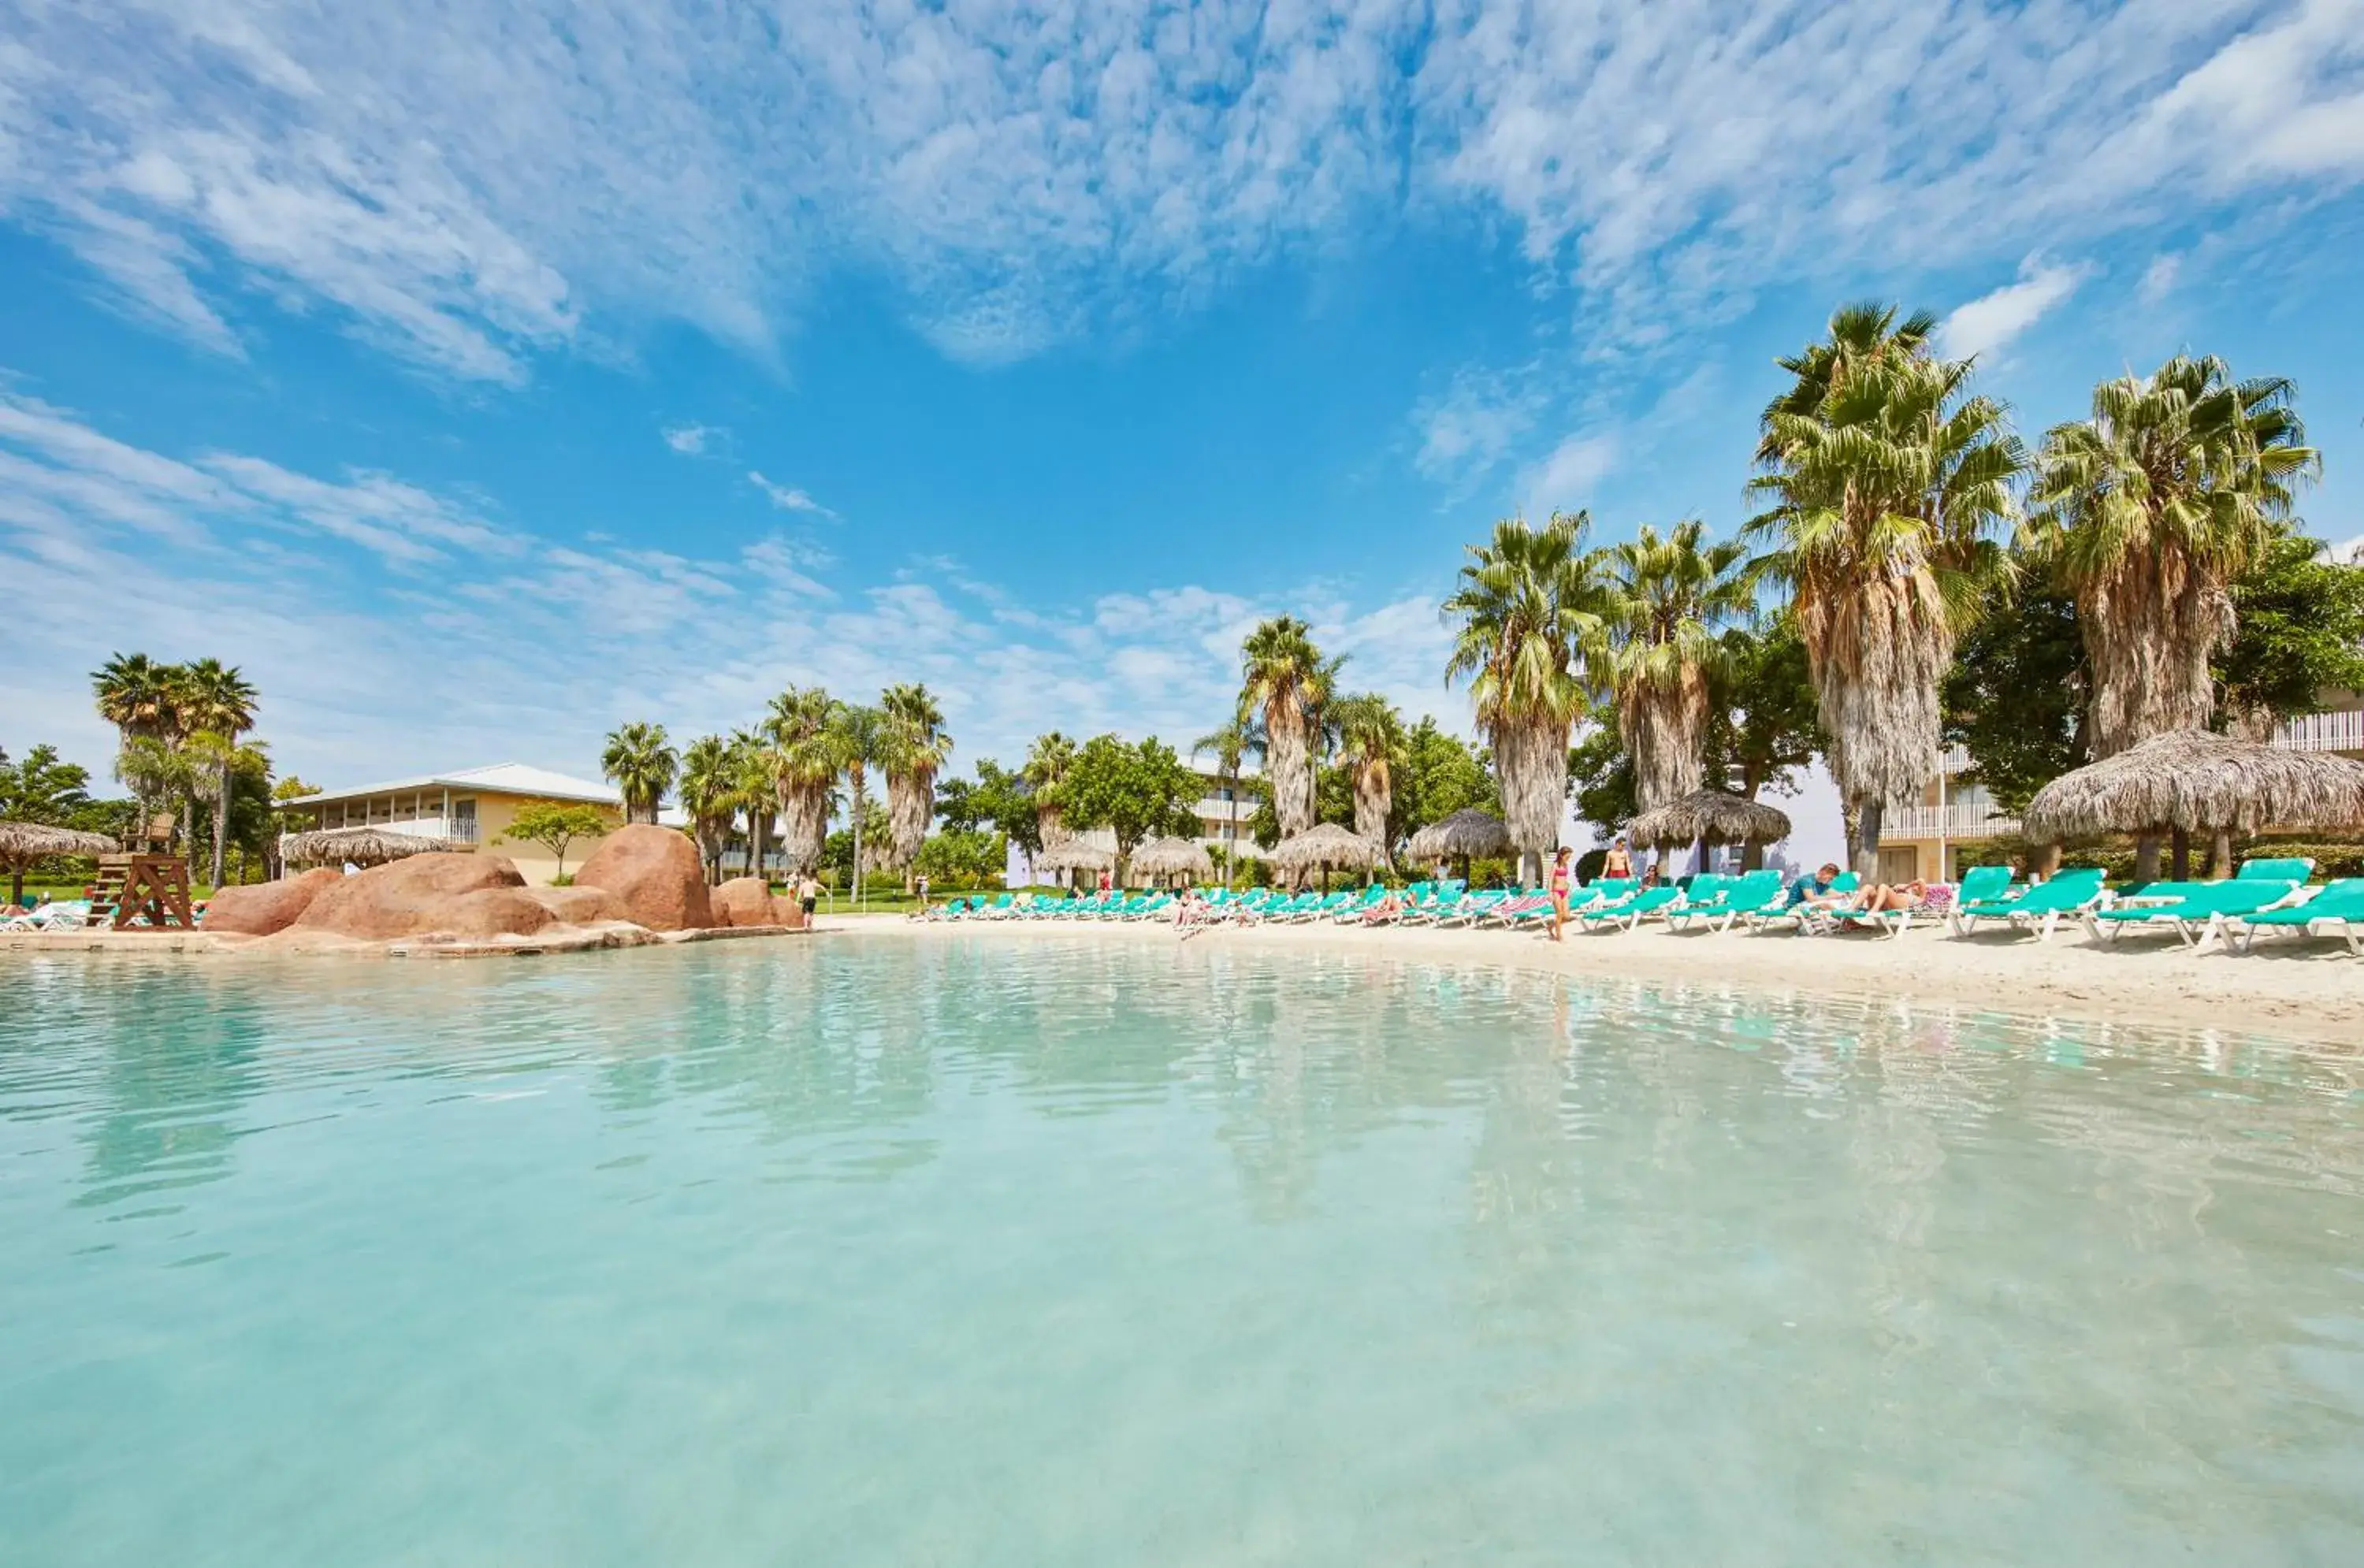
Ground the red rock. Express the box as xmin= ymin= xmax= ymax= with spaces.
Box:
xmin=773 ymin=894 xmax=807 ymax=930
xmin=426 ymin=888 xmax=556 ymax=941
xmin=293 ymin=853 xmax=528 ymax=940
xmin=574 ymin=824 xmax=712 ymax=931
xmin=203 ymin=868 xmax=343 ymax=935
xmin=709 ymin=876 xmax=777 ymax=927
xmin=524 ymin=886 xmax=634 ymax=926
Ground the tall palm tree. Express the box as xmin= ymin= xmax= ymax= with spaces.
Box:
xmin=879 ymin=683 xmax=954 ymax=890
xmin=1444 ymin=513 xmax=1602 ymax=886
xmin=1190 ymin=716 xmax=1260 ymax=887
xmin=113 ymin=736 xmax=192 ymax=849
xmin=1022 ymin=730 xmax=1078 ymax=871
xmin=1749 ymin=316 xmax=2023 ymax=876
xmin=764 ymin=686 xmax=839 ymax=875
xmin=2030 ymin=355 xmax=2318 ymax=755
xmin=1237 ymin=616 xmax=1340 ymax=850
xmin=829 ymin=704 xmax=886 ymax=904
xmin=1589 ymin=521 xmax=1759 ymax=812
xmin=728 ymin=729 xmax=778 ymax=882
xmin=91 ymin=652 xmax=182 ymax=747
xmin=677 ymin=734 xmax=738 ymax=884
xmin=600 ymin=723 xmax=678 ymax=825
xmin=1329 ymin=694 xmax=1407 ymax=867
xmin=173 ymin=658 xmax=260 ymax=888
xmin=1752 ymin=302 xmax=1938 ymax=463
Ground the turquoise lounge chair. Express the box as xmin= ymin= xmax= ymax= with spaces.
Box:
xmin=1667 ymin=870 xmax=1784 ymax=933
xmin=1744 ymin=871 xmax=1860 ymax=934
xmin=2085 ymin=877 xmax=2303 ymax=949
xmin=2223 ymin=878 xmax=2364 ymax=954
xmin=1949 ymin=868 xmax=2106 ymax=941
xmin=1576 ymin=886 xmax=1682 ymax=931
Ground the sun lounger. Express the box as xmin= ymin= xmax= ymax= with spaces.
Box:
xmin=1666 ymin=871 xmax=1785 ymax=933
xmin=1741 ymin=872 xmax=1861 ymax=934
xmin=1946 ymin=868 xmax=2105 ymax=941
xmin=1432 ymin=890 xmax=1510 ymax=928
xmin=1575 ymin=886 xmax=1682 ymax=931
xmin=2085 ymin=878 xmax=2303 ymax=950
xmin=2223 ymin=878 xmax=2364 ymax=954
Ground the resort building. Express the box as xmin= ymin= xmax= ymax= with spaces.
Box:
xmin=1876 ymin=696 xmax=2364 ymax=881
xmin=288 ymin=764 xmax=645 ymax=886
xmin=1031 ymin=766 xmax=1262 ymax=882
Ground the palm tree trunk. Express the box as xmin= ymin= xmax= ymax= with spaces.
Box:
xmin=2169 ymin=827 xmax=2191 ymax=882
xmin=210 ymin=760 xmax=231 ymax=890
xmin=1853 ymin=799 xmax=1884 ymax=881
xmin=2133 ymin=833 xmax=2164 ymax=884
xmin=2209 ymin=829 xmax=2233 ymax=879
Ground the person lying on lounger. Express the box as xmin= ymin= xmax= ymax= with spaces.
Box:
xmin=1787 ymin=863 xmax=1846 ymax=908
xmin=1833 ymin=880 xmax=1927 ymax=929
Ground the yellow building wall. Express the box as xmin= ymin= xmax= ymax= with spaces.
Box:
xmin=467 ymin=795 xmax=622 ymax=886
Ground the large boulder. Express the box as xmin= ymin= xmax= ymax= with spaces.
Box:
xmin=294 ymin=853 xmax=529 ymax=940
xmin=424 ymin=888 xmax=557 ymax=942
xmin=574 ymin=824 xmax=712 ymax=931
xmin=709 ymin=876 xmax=776 ymax=928
xmin=204 ymin=868 xmax=342 ymax=935
xmin=523 ymin=885 xmax=635 ymax=927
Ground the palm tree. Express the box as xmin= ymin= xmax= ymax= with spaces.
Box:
xmin=173 ymin=658 xmax=260 ymax=889
xmin=1752 ymin=302 xmax=1938 ymax=463
xmin=1190 ymin=717 xmax=1260 ymax=887
xmin=829 ymin=704 xmax=886 ymax=904
xmin=1589 ymin=521 xmax=1759 ymax=812
xmin=113 ymin=736 xmax=192 ymax=849
xmin=677 ymin=734 xmax=738 ymax=884
xmin=1237 ymin=616 xmax=1340 ymax=851
xmin=728 ymin=730 xmax=778 ymax=882
xmin=600 ymin=723 xmax=678 ymax=825
xmin=91 ymin=652 xmax=183 ymax=747
xmin=764 ymin=686 xmax=839 ymax=875
xmin=1023 ymin=730 xmax=1078 ymax=874
xmin=1444 ymin=513 xmax=1602 ymax=886
xmin=879 ymin=683 xmax=954 ymax=890
xmin=1749 ymin=314 xmax=2023 ymax=877
xmin=1329 ymin=694 xmax=1406 ymax=867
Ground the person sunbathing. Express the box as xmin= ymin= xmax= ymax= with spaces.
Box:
xmin=1834 ymin=879 xmax=1927 ymax=929
xmin=1787 ymin=864 xmax=1847 ymax=909
xmin=1359 ymin=891 xmax=1403 ymax=925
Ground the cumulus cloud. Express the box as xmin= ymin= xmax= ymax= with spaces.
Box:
xmin=1934 ymin=256 xmax=2091 ymax=362
xmin=2 ymin=2 xmax=2358 ymax=377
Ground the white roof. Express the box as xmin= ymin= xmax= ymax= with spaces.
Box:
xmin=296 ymin=762 xmax=620 ymax=808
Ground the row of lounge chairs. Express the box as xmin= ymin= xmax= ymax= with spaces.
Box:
xmin=924 ymin=857 xmax=2364 ymax=956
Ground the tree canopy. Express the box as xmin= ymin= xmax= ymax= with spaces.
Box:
xmin=1061 ymin=734 xmax=1200 ymax=857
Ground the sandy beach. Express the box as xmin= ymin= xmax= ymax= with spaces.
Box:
xmin=852 ymin=912 xmax=2364 ymax=1046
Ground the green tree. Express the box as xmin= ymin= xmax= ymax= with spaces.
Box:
xmin=1390 ymin=718 xmax=1496 ymax=846
xmin=829 ymin=704 xmax=887 ymax=902
xmin=91 ymin=652 xmax=183 ymax=750
xmin=913 ymin=828 xmax=1008 ymax=887
xmin=113 ymin=735 xmax=192 ymax=847
xmin=1444 ymin=513 xmax=1601 ymax=884
xmin=1061 ymin=734 xmax=1199 ymax=873
xmin=1942 ymin=580 xmax=2089 ymax=816
xmin=2215 ymin=533 xmax=2364 ymax=736
xmin=764 ymin=686 xmax=838 ymax=874
xmin=677 ymin=734 xmax=738 ymax=883
xmin=601 ymin=722 xmax=678 ymax=825
xmin=0 ymin=743 xmax=93 ymax=823
xmin=1237 ymin=617 xmax=1340 ymax=845
xmin=500 ymin=802 xmax=611 ymax=882
xmin=1329 ymin=693 xmax=1407 ymax=860
xmin=171 ymin=660 xmax=261 ymax=890
xmin=1022 ymin=731 xmax=1078 ymax=853
xmin=1588 ymin=519 xmax=1758 ymax=810
xmin=879 ymin=683 xmax=954 ymax=886
xmin=1567 ymin=719 xmax=1639 ymax=844
xmin=1749 ymin=303 xmax=2024 ymax=875
xmin=1704 ymin=611 xmax=1824 ymax=801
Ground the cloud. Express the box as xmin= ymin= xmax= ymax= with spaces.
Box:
xmin=661 ymin=423 xmax=716 ymax=455
xmin=3 ymin=2 xmax=2360 ymax=377
xmin=1413 ymin=366 xmax=1546 ymax=487
xmin=2137 ymin=253 xmax=2184 ymax=303
xmin=1934 ymin=256 xmax=2091 ymax=362
xmin=747 ymin=470 xmax=835 ymax=518
xmin=0 ymin=374 xmax=1472 ymax=793
xmin=1520 ymin=432 xmax=1618 ymax=518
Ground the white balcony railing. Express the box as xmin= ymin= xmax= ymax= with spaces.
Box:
xmin=2273 ymin=709 xmax=2364 ymax=753
xmin=1879 ymin=804 xmax=2021 ymax=842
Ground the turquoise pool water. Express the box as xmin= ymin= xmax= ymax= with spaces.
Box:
xmin=4 ymin=937 xmax=2361 ymax=1565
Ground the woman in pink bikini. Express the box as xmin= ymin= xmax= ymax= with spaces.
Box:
xmin=1548 ymin=846 xmax=1574 ymax=942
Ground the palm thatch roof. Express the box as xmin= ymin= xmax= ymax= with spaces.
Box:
xmin=281 ymin=827 xmax=459 ymax=867
xmin=1031 ymin=839 xmax=1115 ymax=873
xmin=1403 ymin=808 xmax=1511 ymax=861
xmin=1624 ymin=790 xmax=1793 ymax=849
xmin=0 ymin=821 xmax=117 ymax=863
xmin=1269 ymin=822 xmax=1388 ymax=871
xmin=2023 ymin=730 xmax=2364 ymax=840
xmin=1128 ymin=835 xmax=1214 ymax=878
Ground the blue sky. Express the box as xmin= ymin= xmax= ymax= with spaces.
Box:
xmin=4 ymin=0 xmax=2362 ymax=819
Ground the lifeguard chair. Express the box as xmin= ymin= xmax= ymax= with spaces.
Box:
xmin=87 ymin=815 xmax=195 ymax=930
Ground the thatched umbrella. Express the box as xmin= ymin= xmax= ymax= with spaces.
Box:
xmin=281 ymin=827 xmax=459 ymax=868
xmin=1626 ymin=790 xmax=1793 ymax=853
xmin=1128 ymin=835 xmax=1214 ymax=887
xmin=1269 ymin=822 xmax=1388 ymax=890
xmin=1405 ymin=808 xmax=1511 ymax=863
xmin=1031 ymin=838 xmax=1114 ymax=889
xmin=2024 ymin=731 xmax=2364 ymax=860
xmin=0 ymin=821 xmax=117 ymax=905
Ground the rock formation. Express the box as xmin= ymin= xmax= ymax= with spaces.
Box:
xmin=574 ymin=824 xmax=712 ymax=931
xmin=523 ymin=885 xmax=634 ymax=925
xmin=292 ymin=852 xmax=531 ymax=940
xmin=203 ymin=867 xmax=342 ymax=935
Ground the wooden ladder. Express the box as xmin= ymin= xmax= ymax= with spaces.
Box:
xmin=87 ymin=854 xmax=194 ymax=929
xmin=87 ymin=856 xmax=132 ymax=928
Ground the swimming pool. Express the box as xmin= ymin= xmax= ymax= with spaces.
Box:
xmin=5 ymin=936 xmax=2360 ymax=1564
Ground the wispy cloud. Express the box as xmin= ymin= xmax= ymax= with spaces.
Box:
xmin=747 ymin=470 xmax=835 ymax=518
xmin=0 ymin=376 xmax=1471 ymax=789
xmin=661 ymin=423 xmax=718 ymax=455
xmin=1934 ymin=256 xmax=2091 ymax=362
xmin=4 ymin=2 xmax=2359 ymax=377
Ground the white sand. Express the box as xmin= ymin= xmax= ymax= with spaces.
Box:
xmin=850 ymin=912 xmax=2364 ymax=1046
